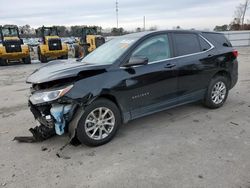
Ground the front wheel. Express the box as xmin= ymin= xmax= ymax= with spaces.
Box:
xmin=0 ymin=58 xmax=7 ymax=66
xmin=23 ymin=56 xmax=31 ymax=64
xmin=76 ymin=99 xmax=121 ymax=146
xmin=58 ymin=54 xmax=68 ymax=60
xmin=203 ymin=76 xmax=229 ymax=109
xmin=38 ymin=48 xmax=47 ymax=63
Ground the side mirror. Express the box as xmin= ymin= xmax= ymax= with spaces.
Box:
xmin=124 ymin=56 xmax=148 ymax=67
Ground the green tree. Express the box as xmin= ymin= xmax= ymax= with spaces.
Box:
xmin=214 ymin=25 xmax=229 ymax=31
xmin=136 ymin=27 xmax=142 ymax=32
xmin=111 ymin=27 xmax=124 ymax=36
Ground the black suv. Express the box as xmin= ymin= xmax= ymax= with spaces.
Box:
xmin=26 ymin=30 xmax=238 ymax=146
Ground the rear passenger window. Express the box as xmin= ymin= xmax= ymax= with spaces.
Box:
xmin=173 ymin=33 xmax=201 ymax=56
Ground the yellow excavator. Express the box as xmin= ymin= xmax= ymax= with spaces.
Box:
xmin=0 ymin=25 xmax=30 ymax=66
xmin=75 ymin=26 xmax=105 ymax=58
xmin=36 ymin=26 xmax=68 ymax=63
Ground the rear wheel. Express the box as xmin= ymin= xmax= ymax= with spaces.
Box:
xmin=0 ymin=58 xmax=7 ymax=66
xmin=23 ymin=56 xmax=31 ymax=64
xmin=203 ymin=76 xmax=229 ymax=109
xmin=38 ymin=48 xmax=47 ymax=63
xmin=82 ymin=45 xmax=89 ymax=58
xmin=76 ymin=99 xmax=121 ymax=146
xmin=59 ymin=54 xmax=68 ymax=60
xmin=74 ymin=45 xmax=81 ymax=58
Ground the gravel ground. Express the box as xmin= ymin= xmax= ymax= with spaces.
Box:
xmin=0 ymin=47 xmax=250 ymax=188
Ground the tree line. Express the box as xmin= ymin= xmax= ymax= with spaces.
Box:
xmin=18 ymin=25 xmax=157 ymax=38
xmin=214 ymin=0 xmax=250 ymax=31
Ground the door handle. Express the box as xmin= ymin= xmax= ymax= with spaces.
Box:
xmin=164 ymin=63 xmax=176 ymax=69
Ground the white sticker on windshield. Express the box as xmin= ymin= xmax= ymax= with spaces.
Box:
xmin=120 ymin=39 xmax=135 ymax=44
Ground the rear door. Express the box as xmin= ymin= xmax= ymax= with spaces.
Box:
xmin=172 ymin=32 xmax=215 ymax=100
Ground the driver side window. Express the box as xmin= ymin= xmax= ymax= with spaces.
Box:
xmin=131 ymin=34 xmax=171 ymax=63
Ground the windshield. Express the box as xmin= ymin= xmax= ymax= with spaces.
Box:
xmin=82 ymin=37 xmax=138 ymax=65
xmin=2 ymin=28 xmax=18 ymax=37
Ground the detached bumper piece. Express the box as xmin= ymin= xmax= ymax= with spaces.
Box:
xmin=14 ymin=102 xmax=75 ymax=143
xmin=14 ymin=125 xmax=56 ymax=143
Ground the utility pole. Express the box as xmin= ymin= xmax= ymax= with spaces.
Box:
xmin=143 ymin=16 xmax=146 ymax=31
xmin=241 ymin=0 xmax=249 ymax=29
xmin=116 ymin=0 xmax=119 ymax=28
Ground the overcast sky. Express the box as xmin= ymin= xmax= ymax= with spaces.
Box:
xmin=0 ymin=0 xmax=248 ymax=30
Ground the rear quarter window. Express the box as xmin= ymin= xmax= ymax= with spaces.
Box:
xmin=199 ymin=37 xmax=211 ymax=51
xmin=173 ymin=33 xmax=201 ymax=56
xmin=202 ymin=33 xmax=232 ymax=48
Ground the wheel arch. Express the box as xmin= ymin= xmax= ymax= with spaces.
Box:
xmin=212 ymin=70 xmax=231 ymax=87
xmin=97 ymin=94 xmax=128 ymax=123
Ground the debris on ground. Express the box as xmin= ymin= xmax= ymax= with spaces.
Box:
xmin=230 ymin=122 xmax=239 ymax=126
xmin=55 ymin=140 xmax=71 ymax=160
xmin=41 ymin=146 xmax=48 ymax=151
xmin=198 ymin=175 xmax=203 ymax=179
xmin=13 ymin=125 xmax=56 ymax=143
xmin=56 ymin=153 xmax=71 ymax=160
xmin=13 ymin=136 xmax=36 ymax=143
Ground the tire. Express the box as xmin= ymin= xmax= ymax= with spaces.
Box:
xmin=203 ymin=76 xmax=229 ymax=109
xmin=38 ymin=48 xmax=47 ymax=63
xmin=0 ymin=58 xmax=7 ymax=66
xmin=59 ymin=54 xmax=68 ymax=60
xmin=23 ymin=56 xmax=31 ymax=64
xmin=82 ymin=45 xmax=89 ymax=57
xmin=76 ymin=98 xmax=121 ymax=146
xmin=74 ymin=45 xmax=80 ymax=58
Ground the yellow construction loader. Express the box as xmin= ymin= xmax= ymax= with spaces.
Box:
xmin=0 ymin=25 xmax=30 ymax=66
xmin=36 ymin=26 xmax=68 ymax=63
xmin=75 ymin=26 xmax=105 ymax=58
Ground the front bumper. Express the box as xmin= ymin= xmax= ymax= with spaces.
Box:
xmin=29 ymin=100 xmax=76 ymax=136
xmin=42 ymin=49 xmax=68 ymax=58
xmin=0 ymin=51 xmax=30 ymax=60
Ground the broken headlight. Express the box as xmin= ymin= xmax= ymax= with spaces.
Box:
xmin=30 ymin=85 xmax=73 ymax=105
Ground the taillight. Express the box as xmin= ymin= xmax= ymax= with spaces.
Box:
xmin=232 ymin=50 xmax=238 ymax=58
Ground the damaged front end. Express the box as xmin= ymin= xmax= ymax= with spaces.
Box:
xmin=14 ymin=60 xmax=109 ymax=144
xmin=14 ymin=83 xmax=78 ymax=143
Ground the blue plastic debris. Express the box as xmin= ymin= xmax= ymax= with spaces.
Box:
xmin=50 ymin=104 xmax=72 ymax=135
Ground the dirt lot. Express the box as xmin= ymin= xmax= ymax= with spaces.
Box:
xmin=0 ymin=48 xmax=250 ymax=188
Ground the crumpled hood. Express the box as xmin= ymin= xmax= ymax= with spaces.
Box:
xmin=26 ymin=59 xmax=110 ymax=84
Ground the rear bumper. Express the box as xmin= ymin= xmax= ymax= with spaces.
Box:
xmin=231 ymin=73 xmax=238 ymax=89
xmin=230 ymin=60 xmax=238 ymax=89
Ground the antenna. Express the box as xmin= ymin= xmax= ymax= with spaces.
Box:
xmin=116 ymin=0 xmax=119 ymax=28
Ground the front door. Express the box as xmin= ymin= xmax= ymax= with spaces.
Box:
xmin=119 ymin=34 xmax=179 ymax=119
